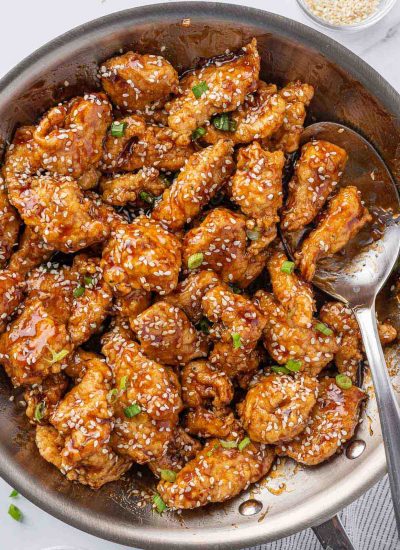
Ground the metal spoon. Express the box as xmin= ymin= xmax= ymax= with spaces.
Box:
xmin=282 ymin=122 xmax=400 ymax=536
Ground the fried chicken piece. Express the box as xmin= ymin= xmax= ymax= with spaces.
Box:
xmin=230 ymin=143 xmax=284 ymax=255
xmin=320 ymin=301 xmax=397 ymax=380
xmin=152 ymin=140 xmax=234 ymax=231
xmin=132 ymin=302 xmax=208 ymax=366
xmin=0 ymin=179 xmax=19 ymax=267
xmin=277 ymin=377 xmax=366 ymax=465
xmin=265 ymin=81 xmax=314 ymax=153
xmin=202 ymin=284 xmax=266 ymax=377
xmin=100 ymin=167 xmax=168 ymax=206
xmin=166 ymin=39 xmax=260 ymax=137
xmin=281 ymin=140 xmax=348 ymax=232
xmin=114 ymin=289 xmax=152 ymax=321
xmin=237 ymin=373 xmax=318 ymax=444
xmin=100 ymin=51 xmax=178 ymax=112
xmin=163 ymin=270 xmax=220 ymax=324
xmin=203 ymin=82 xmax=286 ymax=145
xmin=255 ymin=290 xmax=338 ymax=376
xmin=64 ymin=348 xmax=94 ymax=382
xmin=267 ymin=249 xmax=315 ymax=328
xmin=181 ymin=360 xmax=234 ymax=408
xmin=185 ymin=406 xmax=242 ymax=439
xmin=8 ymin=227 xmax=53 ymax=276
xmin=101 ymin=115 xmax=194 ymax=173
xmin=148 ymin=427 xmax=201 ymax=478
xmin=296 ymin=186 xmax=372 ymax=281
xmin=101 ymin=217 xmax=181 ymax=296
xmin=77 ymin=167 xmax=101 ymax=190
xmin=68 ymin=255 xmax=113 ymax=346
xmin=33 ymin=93 xmax=112 ymax=179
xmin=24 ymin=372 xmax=69 ymax=423
xmin=2 ymin=126 xmax=42 ymax=186
xmin=0 ymin=270 xmax=24 ymax=333
xmin=157 ymin=438 xmax=274 ymax=509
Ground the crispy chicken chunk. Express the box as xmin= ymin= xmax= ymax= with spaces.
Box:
xmin=237 ymin=373 xmax=318 ymax=444
xmin=0 ymin=270 xmax=24 ymax=334
xmin=101 ymin=217 xmax=181 ymax=296
xmin=100 ymin=51 xmax=178 ymax=112
xmin=231 ymin=143 xmax=284 ymax=255
xmin=166 ymin=39 xmax=260 ymax=137
xmin=296 ymin=186 xmax=372 ymax=281
xmin=157 ymin=438 xmax=274 ymax=509
xmin=148 ymin=427 xmax=201 ymax=477
xmin=185 ymin=406 xmax=242 ymax=439
xmin=2 ymin=126 xmax=42 ymax=186
xmin=114 ymin=289 xmax=152 ymax=321
xmin=8 ymin=227 xmax=53 ymax=276
xmin=277 ymin=377 xmax=366 ymax=465
xmin=132 ymin=302 xmax=208 ymax=366
xmin=152 ymin=140 xmax=234 ymax=231
xmin=100 ymin=167 xmax=168 ymax=206
xmin=24 ymin=372 xmax=69 ymax=423
xmin=0 ymin=179 xmax=20 ymax=267
xmin=281 ymin=140 xmax=348 ymax=232
xmin=181 ymin=360 xmax=234 ymax=408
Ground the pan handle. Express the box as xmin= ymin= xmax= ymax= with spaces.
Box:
xmin=312 ymin=515 xmax=355 ymax=550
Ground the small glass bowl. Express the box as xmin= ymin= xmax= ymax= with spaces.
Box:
xmin=297 ymin=0 xmax=398 ymax=32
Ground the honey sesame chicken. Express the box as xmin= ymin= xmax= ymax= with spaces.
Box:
xmin=148 ymin=427 xmax=201 ymax=478
xmin=100 ymin=167 xmax=168 ymax=207
xmin=185 ymin=406 xmax=243 ymax=439
xmin=181 ymin=360 xmax=234 ymax=408
xmin=24 ymin=372 xmax=69 ymax=424
xmin=0 ymin=179 xmax=20 ymax=267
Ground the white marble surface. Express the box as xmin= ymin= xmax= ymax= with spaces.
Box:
xmin=0 ymin=1 xmax=400 ymax=549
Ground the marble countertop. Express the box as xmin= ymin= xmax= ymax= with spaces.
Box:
xmin=0 ymin=1 xmax=399 ymax=549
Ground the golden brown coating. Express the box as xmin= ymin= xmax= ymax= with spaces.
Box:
xmin=64 ymin=348 xmax=94 ymax=382
xmin=0 ymin=179 xmax=20 ymax=267
xmin=114 ymin=289 xmax=152 ymax=321
xmin=100 ymin=167 xmax=167 ymax=206
xmin=166 ymin=39 xmax=260 ymax=137
xmin=203 ymin=82 xmax=286 ymax=145
xmin=237 ymin=373 xmax=318 ymax=444
xmin=185 ymin=406 xmax=242 ymax=439
xmin=296 ymin=186 xmax=372 ymax=281
xmin=33 ymin=93 xmax=112 ymax=179
xmin=277 ymin=377 xmax=366 ymax=465
xmin=152 ymin=140 xmax=234 ymax=231
xmin=281 ymin=140 xmax=348 ymax=232
xmin=255 ymin=290 xmax=338 ymax=376
xmin=148 ymin=427 xmax=201 ymax=477
xmin=101 ymin=115 xmax=194 ymax=173
xmin=265 ymin=81 xmax=314 ymax=153
xmin=157 ymin=438 xmax=274 ymax=509
xmin=231 ymin=143 xmax=284 ymax=255
xmin=2 ymin=126 xmax=42 ymax=186
xmin=132 ymin=302 xmax=208 ymax=366
xmin=0 ymin=270 xmax=24 ymax=334
xmin=181 ymin=360 xmax=234 ymax=408
xmin=24 ymin=373 xmax=69 ymax=423
xmin=267 ymin=249 xmax=315 ymax=328
xmin=101 ymin=217 xmax=181 ymax=296
xmin=100 ymin=51 xmax=178 ymax=112
xmin=202 ymin=284 xmax=266 ymax=377
xmin=8 ymin=227 xmax=53 ymax=276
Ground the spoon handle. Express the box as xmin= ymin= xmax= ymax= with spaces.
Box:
xmin=354 ymin=305 xmax=400 ymax=536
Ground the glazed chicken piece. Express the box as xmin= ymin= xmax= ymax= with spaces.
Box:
xmin=181 ymin=360 xmax=234 ymax=408
xmin=166 ymin=39 xmax=260 ymax=137
xmin=2 ymin=126 xmax=41 ymax=186
xmin=296 ymin=186 xmax=372 ymax=281
xmin=8 ymin=227 xmax=53 ymax=276
xmin=237 ymin=373 xmax=318 ymax=444
xmin=265 ymin=81 xmax=314 ymax=153
xmin=185 ymin=406 xmax=242 ymax=440
xmin=24 ymin=372 xmax=69 ymax=424
xmin=281 ymin=140 xmax=348 ymax=232
xmin=114 ymin=289 xmax=152 ymax=321
xmin=0 ymin=179 xmax=20 ymax=267
xmin=157 ymin=438 xmax=274 ymax=509
xmin=152 ymin=140 xmax=234 ymax=231
xmin=267 ymin=249 xmax=315 ymax=328
xmin=101 ymin=217 xmax=181 ymax=296
xmin=0 ymin=270 xmax=25 ymax=334
xmin=101 ymin=115 xmax=194 ymax=173
xmin=33 ymin=93 xmax=112 ymax=179
xmin=148 ymin=427 xmax=201 ymax=478
xmin=203 ymin=82 xmax=286 ymax=145
xmin=100 ymin=167 xmax=168 ymax=206
xmin=68 ymin=255 xmax=113 ymax=346
xmin=100 ymin=51 xmax=178 ymax=112
xmin=277 ymin=377 xmax=366 ymax=465
xmin=255 ymin=290 xmax=338 ymax=376
xmin=320 ymin=301 xmax=397 ymax=380
xmin=202 ymin=284 xmax=266 ymax=377
xmin=64 ymin=348 xmax=96 ymax=382
xmin=132 ymin=302 xmax=208 ymax=366
xmin=230 ymin=142 xmax=285 ymax=255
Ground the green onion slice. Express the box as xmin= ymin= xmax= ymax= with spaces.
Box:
xmin=281 ymin=261 xmax=295 ymax=274
xmin=83 ymin=276 xmax=94 ymax=286
xmin=220 ymin=440 xmax=238 ymax=449
xmin=139 ymin=191 xmax=155 ymax=205
xmin=124 ymin=403 xmax=142 ymax=418
xmin=231 ymin=332 xmax=242 ymax=349
xmin=187 ymin=252 xmax=204 ymax=270
xmin=9 ymin=489 xmax=19 ymax=498
xmin=246 ymin=228 xmax=260 ymax=241
xmin=8 ymin=504 xmax=22 ymax=522
xmin=285 ymin=359 xmax=302 ymax=372
xmin=212 ymin=113 xmax=236 ymax=132
xmin=315 ymin=322 xmax=333 ymax=336
xmin=271 ymin=365 xmax=290 ymax=375
xmin=110 ymin=121 xmax=127 ymax=137
xmin=153 ymin=493 xmax=167 ymax=513
xmin=191 ymin=127 xmax=206 ymax=141
xmin=192 ymin=81 xmax=208 ymax=99
xmin=46 ymin=348 xmax=69 ymax=365
xmin=34 ymin=402 xmax=45 ymax=422
xmin=160 ymin=469 xmax=177 ymax=482
xmin=238 ymin=437 xmax=251 ymax=451
xmin=335 ymin=373 xmax=353 ymax=390
xmin=119 ymin=375 xmax=128 ymax=391
xmin=73 ymin=285 xmax=85 ymax=298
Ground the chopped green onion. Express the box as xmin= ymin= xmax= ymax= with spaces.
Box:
xmin=229 ymin=283 xmax=243 ymax=294
xmin=238 ymin=437 xmax=251 ymax=451
xmin=120 ymin=375 xmax=128 ymax=391
xmin=212 ymin=113 xmax=237 ymax=132
xmin=73 ymin=285 xmax=85 ymax=298
xmin=192 ymin=81 xmax=208 ymax=99
xmin=246 ymin=228 xmax=260 ymax=241
xmin=335 ymin=373 xmax=353 ymax=390
xmin=9 ymin=489 xmax=19 ymax=498
xmin=191 ymin=127 xmax=206 ymax=141
xmin=46 ymin=348 xmax=69 ymax=365
xmin=83 ymin=276 xmax=94 ymax=286
xmin=160 ymin=469 xmax=177 ymax=482
xmin=8 ymin=504 xmax=22 ymax=522
xmin=207 ymin=442 xmax=220 ymax=456
xmin=229 ymin=119 xmax=237 ymax=132
xmin=139 ymin=191 xmax=155 ymax=204
xmin=34 ymin=402 xmax=45 ymax=422
xmin=271 ymin=365 xmax=290 ymax=375
xmin=187 ymin=252 xmax=204 ymax=270
xmin=315 ymin=322 xmax=333 ymax=336
xmin=153 ymin=493 xmax=167 ymax=513
xmin=197 ymin=317 xmax=211 ymax=334
xmin=110 ymin=121 xmax=127 ymax=137
xmin=281 ymin=261 xmax=295 ymax=274
xmin=285 ymin=359 xmax=302 ymax=372
xmin=219 ymin=439 xmax=238 ymax=449
xmin=107 ymin=389 xmax=118 ymax=404
xmin=124 ymin=403 xmax=142 ymax=418
xmin=231 ymin=332 xmax=242 ymax=349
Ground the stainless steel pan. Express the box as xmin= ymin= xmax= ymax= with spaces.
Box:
xmin=1 ymin=3 xmax=400 ymax=549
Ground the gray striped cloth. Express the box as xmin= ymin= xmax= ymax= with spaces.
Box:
xmin=244 ymin=475 xmax=399 ymax=550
